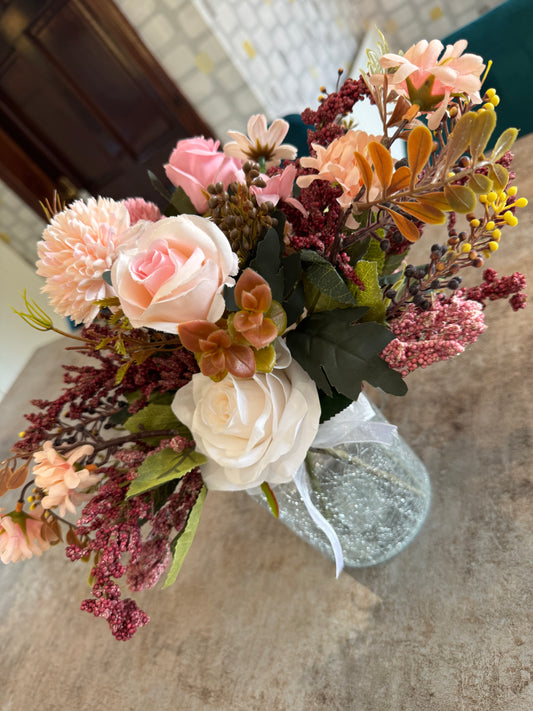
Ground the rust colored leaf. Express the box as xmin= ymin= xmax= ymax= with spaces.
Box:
xmin=399 ymin=200 xmax=446 ymax=224
xmin=368 ymin=141 xmax=394 ymax=189
xmin=0 ymin=466 xmax=10 ymax=497
xmin=407 ymin=125 xmax=433 ymax=183
xmin=225 ymin=345 xmax=256 ymax=378
xmin=385 ymin=208 xmax=420 ymax=242
xmin=8 ymin=460 xmax=30 ymax=490
xmin=443 ymin=185 xmax=477 ymax=213
xmin=388 ymin=165 xmax=412 ymax=194
xmin=386 ymin=95 xmax=412 ymax=127
xmin=42 ymin=517 xmax=62 ymax=544
xmin=353 ymin=150 xmax=373 ymax=195
xmin=420 ymin=192 xmax=450 ymax=211
xmin=178 ymin=320 xmax=218 ymax=352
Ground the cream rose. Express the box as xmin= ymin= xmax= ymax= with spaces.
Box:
xmin=171 ymin=353 xmax=321 ymax=491
xmin=111 ymin=214 xmax=238 ymax=332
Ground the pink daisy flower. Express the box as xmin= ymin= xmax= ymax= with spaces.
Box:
xmin=33 ymin=442 xmax=98 ymax=517
xmin=122 ymin=197 xmax=162 ymax=225
xmin=0 ymin=510 xmax=50 ymax=563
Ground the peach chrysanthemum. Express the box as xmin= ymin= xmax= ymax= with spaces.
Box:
xmin=0 ymin=510 xmax=50 ymax=563
xmin=297 ymin=130 xmax=380 ymax=208
xmin=123 ymin=197 xmax=162 ymax=225
xmin=33 ymin=441 xmax=99 ymax=517
xmin=36 ymin=197 xmax=131 ymax=324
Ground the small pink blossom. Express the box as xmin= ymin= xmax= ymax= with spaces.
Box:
xmin=377 ymin=39 xmax=485 ymax=129
xmin=123 ymin=198 xmax=162 ymax=225
xmin=0 ymin=510 xmax=50 ymax=563
xmin=224 ymin=114 xmax=297 ymax=167
xmin=250 ymin=164 xmax=306 ymax=214
xmin=33 ymin=441 xmax=98 ymax=517
xmin=165 ymin=137 xmax=245 ymax=214
xmin=36 ymin=197 xmax=131 ymax=324
xmin=382 ymin=295 xmax=486 ymax=376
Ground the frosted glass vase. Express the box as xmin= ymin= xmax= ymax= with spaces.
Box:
xmin=250 ymin=393 xmax=431 ymax=568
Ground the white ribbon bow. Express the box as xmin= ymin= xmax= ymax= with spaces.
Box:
xmin=293 ymin=392 xmax=397 ymax=578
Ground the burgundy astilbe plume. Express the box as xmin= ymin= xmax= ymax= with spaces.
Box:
xmin=461 ymin=268 xmax=527 ymax=311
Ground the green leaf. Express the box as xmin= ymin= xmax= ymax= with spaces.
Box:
xmin=470 ymin=109 xmax=497 ymax=164
xmin=361 ymin=238 xmax=385 ymax=276
xmin=123 ymin=403 xmax=182 ymax=445
xmin=305 ymin=261 xmax=359 ymax=307
xmin=487 ymin=163 xmax=509 ymax=192
xmin=490 ymin=127 xmax=519 ymax=162
xmin=148 ymin=170 xmax=173 ymax=204
xmin=167 ymin=186 xmax=197 ymax=216
xmin=443 ymin=184 xmax=477 ymax=213
xmin=163 ymin=484 xmax=206 ymax=589
xmin=127 ymin=448 xmax=207 ymax=498
xmin=444 ymin=112 xmax=476 ymax=171
xmin=250 ymin=228 xmax=284 ymax=300
xmin=260 ymin=482 xmax=279 ymax=518
xmin=318 ymin=389 xmax=352 ymax=423
xmin=286 ymin=309 xmax=407 ymax=399
xmin=467 ymin=173 xmax=493 ymax=194
xmin=353 ymin=260 xmax=386 ymax=322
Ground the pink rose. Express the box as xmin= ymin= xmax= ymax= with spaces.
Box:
xmin=164 ymin=137 xmax=245 ymax=213
xmin=112 ymin=215 xmax=238 ymax=333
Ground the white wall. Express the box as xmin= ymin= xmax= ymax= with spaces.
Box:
xmin=0 ymin=241 xmax=58 ymax=401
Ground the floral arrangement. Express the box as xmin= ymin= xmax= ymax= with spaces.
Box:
xmin=0 ymin=37 xmax=528 ymax=640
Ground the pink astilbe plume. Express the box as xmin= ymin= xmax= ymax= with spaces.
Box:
xmin=382 ymin=295 xmax=486 ymax=376
xmin=36 ymin=197 xmax=131 ymax=324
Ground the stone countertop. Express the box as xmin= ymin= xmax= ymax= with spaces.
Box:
xmin=0 ymin=136 xmax=532 ymax=711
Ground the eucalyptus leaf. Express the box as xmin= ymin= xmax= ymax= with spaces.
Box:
xmin=490 ymin=127 xmax=519 ymax=163
xmin=286 ymin=309 xmax=407 ymax=399
xmin=305 ymin=262 xmax=359 ymax=306
xmin=126 ymin=448 xmax=207 ymax=498
xmin=163 ymin=485 xmax=207 ymax=589
xmin=470 ymin=109 xmax=497 ymax=164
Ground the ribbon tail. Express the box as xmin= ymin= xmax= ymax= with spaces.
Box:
xmin=293 ymin=464 xmax=344 ymax=578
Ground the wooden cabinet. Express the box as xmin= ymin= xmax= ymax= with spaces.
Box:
xmin=0 ymin=0 xmax=213 ymax=214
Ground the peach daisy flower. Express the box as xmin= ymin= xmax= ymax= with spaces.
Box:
xmin=0 ymin=510 xmax=50 ymax=563
xmin=36 ymin=196 xmax=132 ymax=324
xmin=33 ymin=442 xmax=98 ymax=517
xmin=224 ymin=114 xmax=297 ymax=167
xmin=297 ymin=130 xmax=381 ymax=208
xmin=378 ymin=39 xmax=485 ymax=129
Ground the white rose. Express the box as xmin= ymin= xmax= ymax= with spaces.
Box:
xmin=171 ymin=355 xmax=321 ymax=491
xmin=111 ymin=214 xmax=238 ymax=333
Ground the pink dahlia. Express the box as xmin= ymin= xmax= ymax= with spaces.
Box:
xmin=0 ymin=510 xmax=50 ymax=563
xmin=36 ymin=197 xmax=131 ymax=324
xmin=378 ymin=39 xmax=485 ymax=129
xmin=33 ymin=441 xmax=98 ymax=517
xmin=122 ymin=197 xmax=162 ymax=225
xmin=297 ymin=130 xmax=380 ymax=208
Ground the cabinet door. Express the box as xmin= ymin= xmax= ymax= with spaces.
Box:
xmin=0 ymin=0 xmax=213 ymax=213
